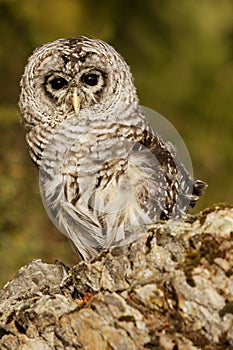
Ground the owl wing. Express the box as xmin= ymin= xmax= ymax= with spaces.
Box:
xmin=136 ymin=120 xmax=207 ymax=219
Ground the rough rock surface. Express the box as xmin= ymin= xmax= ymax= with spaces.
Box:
xmin=0 ymin=204 xmax=233 ymax=349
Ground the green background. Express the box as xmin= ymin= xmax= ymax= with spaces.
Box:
xmin=0 ymin=0 xmax=232 ymax=286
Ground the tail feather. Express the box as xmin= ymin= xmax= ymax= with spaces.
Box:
xmin=190 ymin=179 xmax=208 ymax=208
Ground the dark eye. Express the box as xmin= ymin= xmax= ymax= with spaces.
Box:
xmin=81 ymin=73 xmax=99 ymax=86
xmin=49 ymin=77 xmax=68 ymax=90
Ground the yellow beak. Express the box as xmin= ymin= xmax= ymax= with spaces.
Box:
xmin=72 ymin=89 xmax=80 ymax=114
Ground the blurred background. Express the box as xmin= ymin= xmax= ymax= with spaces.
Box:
xmin=0 ymin=0 xmax=232 ymax=286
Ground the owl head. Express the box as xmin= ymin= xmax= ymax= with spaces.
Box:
xmin=19 ymin=36 xmax=138 ymax=131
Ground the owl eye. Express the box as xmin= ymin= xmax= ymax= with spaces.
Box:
xmin=81 ymin=73 xmax=99 ymax=86
xmin=49 ymin=77 xmax=68 ymax=90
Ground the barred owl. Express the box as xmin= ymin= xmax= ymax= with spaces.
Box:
xmin=19 ymin=37 xmax=207 ymax=259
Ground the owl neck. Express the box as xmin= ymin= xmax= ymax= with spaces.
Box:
xmin=26 ymin=99 xmax=145 ymax=168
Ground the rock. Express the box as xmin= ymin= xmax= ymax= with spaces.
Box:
xmin=0 ymin=204 xmax=233 ymax=349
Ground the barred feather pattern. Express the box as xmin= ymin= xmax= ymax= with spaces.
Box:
xmin=19 ymin=37 xmax=207 ymax=259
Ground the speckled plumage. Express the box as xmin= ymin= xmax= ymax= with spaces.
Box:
xmin=19 ymin=37 xmax=207 ymax=259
